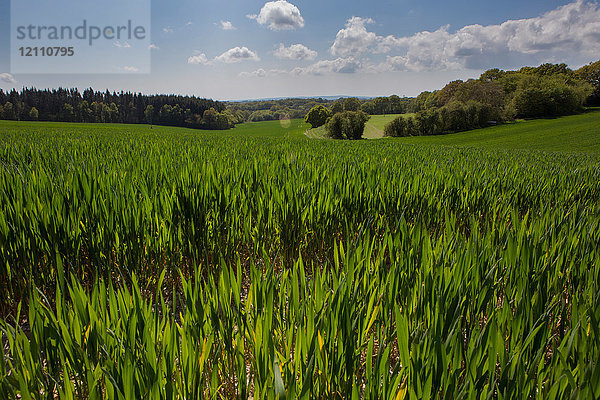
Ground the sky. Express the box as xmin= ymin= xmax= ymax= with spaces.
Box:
xmin=0 ymin=0 xmax=599 ymax=100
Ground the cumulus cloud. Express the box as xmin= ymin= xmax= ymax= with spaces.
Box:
xmin=214 ymin=47 xmax=260 ymax=63
xmin=239 ymin=68 xmax=268 ymax=78
xmin=188 ymin=53 xmax=209 ymax=65
xmin=274 ymin=43 xmax=317 ymax=60
xmin=249 ymin=0 xmax=304 ymax=31
xmin=219 ymin=21 xmax=236 ymax=31
xmin=292 ymin=57 xmax=362 ymax=75
xmin=123 ymin=66 xmax=139 ymax=72
xmin=330 ymin=17 xmax=377 ymax=57
xmin=189 ymin=47 xmax=260 ymax=65
xmin=0 ymin=73 xmax=17 ymax=84
xmin=339 ymin=1 xmax=600 ymax=72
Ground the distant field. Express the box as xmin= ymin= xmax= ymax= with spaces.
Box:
xmin=392 ymin=108 xmax=600 ymax=153
xmin=302 ymin=109 xmax=600 ymax=152
xmin=0 ymin=118 xmax=311 ymax=140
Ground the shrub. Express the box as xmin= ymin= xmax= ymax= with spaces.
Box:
xmin=384 ymin=115 xmax=408 ymax=137
xmin=509 ymin=76 xmax=591 ymax=118
xmin=326 ymin=111 xmax=370 ymax=140
xmin=305 ymin=105 xmax=332 ymax=128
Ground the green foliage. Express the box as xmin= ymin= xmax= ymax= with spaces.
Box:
xmin=200 ymin=108 xmax=231 ymax=130
xmin=1 ymin=102 xmax=16 ymax=121
xmin=304 ymin=105 xmax=332 ymax=128
xmin=225 ymin=98 xmax=330 ymax=121
xmin=144 ymin=105 xmax=154 ymax=125
xmin=519 ymin=62 xmax=574 ymax=77
xmin=343 ymin=97 xmax=362 ymax=112
xmin=412 ymin=91 xmax=439 ymax=113
xmin=1 ymin=119 xmax=600 ymax=397
xmin=330 ymin=100 xmax=344 ymax=115
xmin=0 ymin=87 xmax=224 ymax=128
xmin=28 ymin=107 xmax=39 ymax=121
xmin=509 ymin=75 xmax=592 ymax=118
xmin=326 ymin=110 xmax=370 ymax=139
xmin=576 ymin=60 xmax=600 ymax=105
xmin=385 ymin=101 xmax=493 ymax=136
xmin=391 ymin=108 xmax=600 ymax=153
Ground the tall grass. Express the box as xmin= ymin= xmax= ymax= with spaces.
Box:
xmin=0 ymin=122 xmax=599 ymax=397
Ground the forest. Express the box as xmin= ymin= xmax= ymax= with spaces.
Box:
xmin=383 ymin=62 xmax=598 ymax=137
xmin=0 ymin=88 xmax=229 ymax=129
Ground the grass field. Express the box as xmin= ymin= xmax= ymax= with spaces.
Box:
xmin=394 ymin=108 xmax=600 ymax=153
xmin=1 ymin=115 xmax=600 ymax=398
xmin=304 ymin=109 xmax=600 ymax=152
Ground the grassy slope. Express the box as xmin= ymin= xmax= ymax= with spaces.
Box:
xmin=393 ymin=109 xmax=600 ymax=153
xmin=2 ymin=109 xmax=599 ymax=153
xmin=0 ymin=119 xmax=311 ymax=140
xmin=305 ymin=109 xmax=600 ymax=152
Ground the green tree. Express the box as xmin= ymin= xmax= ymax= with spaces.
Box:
xmin=415 ymin=109 xmax=442 ymax=136
xmin=343 ymin=97 xmax=361 ymax=112
xmin=144 ymin=105 xmax=154 ymax=125
xmin=384 ymin=115 xmax=408 ymax=137
xmin=29 ymin=107 xmax=39 ymax=121
xmin=509 ymin=76 xmax=590 ymax=118
xmin=2 ymin=101 xmax=16 ymax=120
xmin=326 ymin=111 xmax=370 ymax=140
xmin=330 ymin=101 xmax=344 ymax=115
xmin=60 ymin=103 xmax=75 ymax=122
xmin=479 ymin=68 xmax=506 ymax=82
xmin=304 ymin=105 xmax=332 ymax=128
xmin=577 ymin=60 xmax=600 ymax=105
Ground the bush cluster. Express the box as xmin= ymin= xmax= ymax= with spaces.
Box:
xmin=326 ymin=111 xmax=370 ymax=140
xmin=384 ymin=101 xmax=495 ymax=137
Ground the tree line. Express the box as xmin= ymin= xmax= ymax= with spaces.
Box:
xmin=384 ymin=61 xmax=598 ymax=137
xmin=301 ymin=60 xmax=599 ymax=140
xmin=0 ymin=88 xmax=235 ymax=130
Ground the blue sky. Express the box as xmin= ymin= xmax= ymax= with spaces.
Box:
xmin=1 ymin=0 xmax=598 ymax=100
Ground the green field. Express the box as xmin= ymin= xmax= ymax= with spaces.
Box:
xmin=306 ymin=109 xmax=600 ymax=151
xmin=1 ymin=116 xmax=600 ymax=398
xmin=394 ymin=108 xmax=600 ymax=152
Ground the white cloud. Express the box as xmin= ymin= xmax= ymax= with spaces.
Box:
xmin=239 ymin=68 xmax=287 ymax=78
xmin=0 ymin=73 xmax=17 ymax=84
xmin=149 ymin=44 xmax=160 ymax=50
xmin=190 ymin=47 xmax=260 ymax=66
xmin=219 ymin=20 xmax=236 ymax=31
xmin=123 ymin=66 xmax=139 ymax=72
xmin=188 ymin=53 xmax=209 ymax=65
xmin=250 ymin=0 xmax=304 ymax=31
xmin=239 ymin=68 xmax=268 ymax=78
xmin=274 ymin=43 xmax=317 ymax=60
xmin=163 ymin=27 xmax=173 ymax=33
xmin=292 ymin=57 xmax=362 ymax=75
xmin=349 ymin=0 xmax=600 ymax=72
xmin=113 ymin=41 xmax=131 ymax=48
xmin=214 ymin=46 xmax=260 ymax=63
xmin=330 ymin=17 xmax=377 ymax=57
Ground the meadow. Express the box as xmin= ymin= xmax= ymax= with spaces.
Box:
xmin=1 ymin=115 xmax=600 ymax=398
